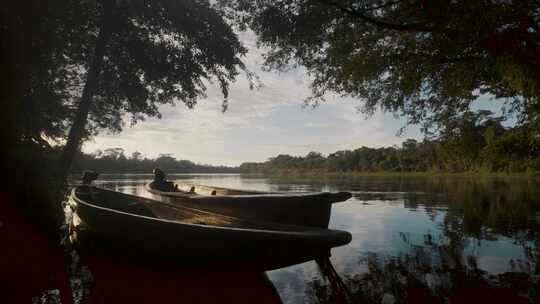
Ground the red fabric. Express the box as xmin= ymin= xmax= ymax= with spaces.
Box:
xmin=0 ymin=192 xmax=72 ymax=304
xmin=450 ymin=280 xmax=530 ymax=304
xmin=81 ymin=252 xmax=282 ymax=304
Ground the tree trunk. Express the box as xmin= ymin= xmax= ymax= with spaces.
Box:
xmin=58 ymin=5 xmax=111 ymax=180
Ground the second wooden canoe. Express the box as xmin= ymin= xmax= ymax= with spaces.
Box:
xmin=146 ymin=182 xmax=352 ymax=228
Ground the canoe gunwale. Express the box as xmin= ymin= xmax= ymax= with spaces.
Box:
xmin=144 ymin=183 xmax=352 ymax=204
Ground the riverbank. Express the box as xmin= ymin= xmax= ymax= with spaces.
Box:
xmin=245 ymin=170 xmax=540 ymax=178
xmin=71 ymin=170 xmax=540 ymax=178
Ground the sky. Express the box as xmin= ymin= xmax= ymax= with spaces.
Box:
xmin=82 ymin=31 xmax=506 ymax=167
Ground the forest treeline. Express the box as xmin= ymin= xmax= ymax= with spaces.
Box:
xmin=77 ymin=111 xmax=540 ymax=175
xmin=73 ymin=149 xmax=238 ymax=174
xmin=240 ymin=111 xmax=540 ymax=174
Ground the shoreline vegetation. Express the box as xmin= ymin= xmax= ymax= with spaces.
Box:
xmin=86 ymin=170 xmax=540 ymax=178
xmin=245 ymin=170 xmax=540 ymax=178
xmin=74 ymin=111 xmax=540 ymax=177
xmin=73 ymin=141 xmax=540 ymax=178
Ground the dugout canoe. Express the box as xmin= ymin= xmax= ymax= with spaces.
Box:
xmin=145 ymin=182 xmax=352 ymax=228
xmin=69 ymin=186 xmax=351 ymax=271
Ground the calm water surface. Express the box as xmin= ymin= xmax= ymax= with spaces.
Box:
xmin=93 ymin=174 xmax=540 ymax=303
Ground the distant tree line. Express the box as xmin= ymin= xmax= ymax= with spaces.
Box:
xmin=75 ymin=111 xmax=540 ymax=175
xmin=240 ymin=111 xmax=540 ymax=174
xmin=73 ymin=148 xmax=239 ymax=174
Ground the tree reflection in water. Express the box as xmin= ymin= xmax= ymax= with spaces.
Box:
xmin=308 ymin=177 xmax=540 ymax=304
xmin=310 ymin=232 xmax=539 ymax=303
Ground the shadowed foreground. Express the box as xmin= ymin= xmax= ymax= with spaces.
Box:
xmin=1 ymin=193 xmax=281 ymax=304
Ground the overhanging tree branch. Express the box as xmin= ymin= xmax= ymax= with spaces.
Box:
xmin=354 ymin=0 xmax=403 ymax=13
xmin=319 ymin=0 xmax=441 ymax=32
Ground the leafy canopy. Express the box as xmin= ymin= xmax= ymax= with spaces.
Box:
xmin=2 ymin=0 xmax=251 ymax=145
xmin=219 ymin=0 xmax=540 ymax=130
xmin=84 ymin=0 xmax=252 ymax=135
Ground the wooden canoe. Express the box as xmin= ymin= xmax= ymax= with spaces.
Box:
xmin=69 ymin=186 xmax=351 ymax=271
xmin=145 ymin=182 xmax=352 ymax=228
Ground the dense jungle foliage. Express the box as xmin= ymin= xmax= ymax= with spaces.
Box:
xmin=240 ymin=111 xmax=540 ymax=174
xmin=72 ymin=149 xmax=238 ymax=174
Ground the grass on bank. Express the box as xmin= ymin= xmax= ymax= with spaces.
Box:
xmin=247 ymin=169 xmax=540 ymax=178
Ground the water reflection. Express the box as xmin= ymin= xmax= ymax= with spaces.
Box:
xmin=92 ymin=174 xmax=540 ymax=303
xmin=306 ymin=231 xmax=539 ymax=304
xmin=308 ymin=177 xmax=539 ymax=303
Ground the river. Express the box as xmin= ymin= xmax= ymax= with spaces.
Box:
xmin=90 ymin=173 xmax=540 ymax=303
